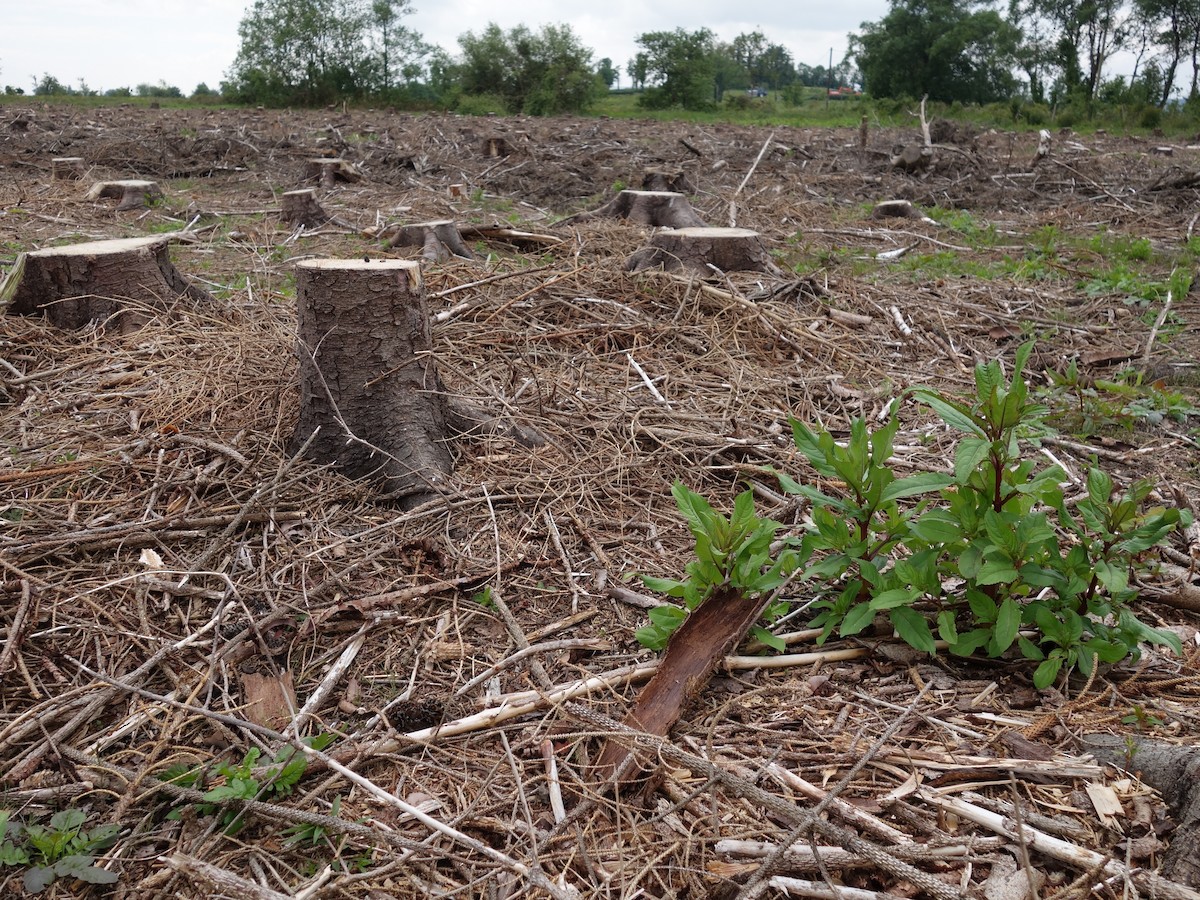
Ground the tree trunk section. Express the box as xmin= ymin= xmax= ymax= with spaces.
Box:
xmin=564 ymin=190 xmax=707 ymax=228
xmin=289 ymin=259 xmax=453 ymax=506
xmin=625 ymin=226 xmax=781 ymax=277
xmin=0 ymin=235 xmax=212 ymax=332
xmin=84 ymin=179 xmax=163 ymax=211
xmin=51 ymin=157 xmax=85 ymax=180
xmin=387 ymin=220 xmax=476 ymax=262
xmin=281 ymin=188 xmax=331 ymax=228
xmin=305 ymin=158 xmax=362 ymax=190
xmin=641 ymin=168 xmax=693 ymax=193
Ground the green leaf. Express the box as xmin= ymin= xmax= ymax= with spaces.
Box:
xmin=991 ymin=598 xmax=1021 ymax=654
xmin=936 ymin=610 xmax=959 ymax=644
xmin=55 ymin=855 xmax=118 ymax=885
xmin=953 ymin=436 xmax=992 ymax=484
xmin=1033 ymin=655 xmax=1063 ymax=689
xmin=976 ymin=557 xmax=1019 ymax=585
xmin=869 ymin=588 xmax=920 ymax=610
xmin=751 ymin=625 xmax=787 ymax=652
xmin=641 ymin=575 xmax=688 ymax=597
xmin=839 ymin=602 xmax=876 ymax=637
xmin=890 ymin=607 xmax=936 ymax=653
xmin=917 ymin=391 xmax=987 ymax=437
xmin=948 ymin=627 xmax=991 ymax=656
xmin=880 ymin=472 xmax=953 ymax=503
xmin=24 ymin=865 xmax=55 ymax=893
xmin=909 ymin=510 xmax=964 ymax=544
xmin=648 ymin=605 xmax=686 ymax=630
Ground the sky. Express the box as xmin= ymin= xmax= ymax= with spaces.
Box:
xmin=1 ymin=0 xmax=885 ymax=95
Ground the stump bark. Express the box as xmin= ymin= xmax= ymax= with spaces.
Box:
xmin=481 ymin=137 xmax=512 ymax=158
xmin=289 ymin=259 xmax=453 ymax=505
xmin=0 ymin=235 xmax=212 ymax=332
xmin=624 ymin=227 xmax=781 ymax=277
xmin=84 ymin=179 xmax=163 ymax=211
xmin=564 ymin=190 xmax=707 ymax=228
xmin=641 ymin=168 xmax=693 ymax=193
xmin=281 ymin=188 xmax=331 ymax=228
xmin=51 ymin=157 xmax=85 ymax=180
xmin=305 ymin=158 xmax=362 ymax=190
xmin=386 ymin=220 xmax=476 ymax=262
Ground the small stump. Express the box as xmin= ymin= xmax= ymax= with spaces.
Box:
xmin=85 ymin=179 xmax=163 ymax=211
xmin=51 ymin=157 xmax=85 ymax=180
xmin=889 ymin=145 xmax=932 ymax=172
xmin=305 ymin=158 xmax=362 ymax=190
xmin=386 ymin=220 xmax=475 ymax=262
xmin=625 ymin=227 xmax=781 ymax=277
xmin=481 ymin=137 xmax=512 ymax=158
xmin=0 ymin=235 xmax=212 ymax=332
xmin=281 ymin=188 xmax=331 ymax=228
xmin=289 ymin=259 xmax=453 ymax=505
xmin=565 ymin=190 xmax=706 ymax=228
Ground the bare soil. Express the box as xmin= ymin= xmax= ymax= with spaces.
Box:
xmin=2 ymin=102 xmax=1200 ymax=899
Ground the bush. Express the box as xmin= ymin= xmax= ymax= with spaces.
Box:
xmin=1138 ymin=105 xmax=1162 ymax=130
xmin=453 ymin=93 xmax=508 ymax=116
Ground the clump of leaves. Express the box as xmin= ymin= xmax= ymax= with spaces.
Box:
xmin=0 ymin=808 xmax=119 ymax=893
xmin=639 ymin=343 xmax=1187 ymax=689
xmin=635 ymin=482 xmax=802 ymax=651
xmin=165 ymin=733 xmax=335 ymax=835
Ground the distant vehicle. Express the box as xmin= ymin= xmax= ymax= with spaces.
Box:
xmin=747 ymin=87 xmax=767 ymax=97
xmin=827 ymin=85 xmax=862 ymax=99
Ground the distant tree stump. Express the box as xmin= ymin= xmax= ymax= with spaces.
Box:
xmin=641 ymin=168 xmax=692 ymax=193
xmin=386 ymin=220 xmax=476 ymax=262
xmin=85 ymin=179 xmax=163 ymax=211
xmin=871 ymin=199 xmax=935 ymax=223
xmin=281 ymin=189 xmax=331 ymax=228
xmin=890 ymin=144 xmax=931 ymax=173
xmin=481 ymin=137 xmax=512 ymax=158
xmin=51 ymin=157 xmax=85 ymax=180
xmin=625 ymin=227 xmax=781 ymax=277
xmin=305 ymin=158 xmax=362 ymax=190
xmin=564 ymin=190 xmax=707 ymax=228
xmin=0 ymin=235 xmax=212 ymax=332
xmin=289 ymin=259 xmax=453 ymax=505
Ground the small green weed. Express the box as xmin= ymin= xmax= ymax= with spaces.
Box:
xmin=0 ymin=808 xmax=119 ymax=893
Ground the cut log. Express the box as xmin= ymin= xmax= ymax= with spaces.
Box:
xmin=563 ymin=190 xmax=707 ymax=228
xmin=281 ymin=188 xmax=331 ymax=228
xmin=0 ymin=235 xmax=212 ymax=332
xmin=51 ymin=156 xmax=85 ymax=180
xmin=386 ymin=220 xmax=476 ymax=262
xmin=641 ymin=168 xmax=693 ymax=193
xmin=84 ymin=179 xmax=163 ymax=211
xmin=289 ymin=259 xmax=453 ymax=505
xmin=624 ymin=226 xmax=782 ymax=277
xmin=305 ymin=158 xmax=362 ymax=190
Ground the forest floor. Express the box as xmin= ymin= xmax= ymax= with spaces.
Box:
xmin=2 ymin=102 xmax=1200 ymax=899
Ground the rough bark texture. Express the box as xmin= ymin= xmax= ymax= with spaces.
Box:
xmin=563 ymin=190 xmax=707 ymax=228
xmin=642 ymin=168 xmax=693 ymax=193
xmin=624 ymin=226 xmax=782 ymax=277
xmin=482 ymin=137 xmax=513 ymax=158
xmin=0 ymin=235 xmax=212 ymax=331
xmin=84 ymin=179 xmax=162 ymax=211
xmin=281 ymin=188 xmax=331 ymax=228
xmin=51 ymin=157 xmax=85 ymax=180
xmin=304 ymin=158 xmax=362 ymax=190
xmin=386 ymin=220 xmax=476 ymax=261
xmin=289 ymin=259 xmax=453 ymax=506
xmin=594 ymin=586 xmax=767 ymax=786
xmin=1082 ymin=734 xmax=1200 ymax=886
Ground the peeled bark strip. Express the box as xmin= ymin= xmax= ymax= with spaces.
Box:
xmin=84 ymin=179 xmax=163 ymax=211
xmin=1 ymin=235 xmax=212 ymax=331
xmin=594 ymin=586 xmax=768 ymax=785
xmin=281 ymin=188 xmax=331 ymax=228
xmin=625 ymin=226 xmax=782 ymax=277
xmin=51 ymin=156 xmax=85 ymax=180
xmin=564 ymin=190 xmax=707 ymax=228
xmin=289 ymin=259 xmax=453 ymax=505
xmin=305 ymin=158 xmax=362 ymax=190
xmin=386 ymin=220 xmax=476 ymax=262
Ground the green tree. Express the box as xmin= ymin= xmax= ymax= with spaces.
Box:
xmin=635 ymin=28 xmax=719 ymax=110
xmin=455 ymin=23 xmax=601 ymax=114
xmin=851 ymin=0 xmax=1021 ymax=102
xmin=597 ymin=57 xmax=620 ymax=89
xmin=370 ymin=0 xmax=426 ymax=91
xmin=1012 ymin=0 xmax=1132 ymax=101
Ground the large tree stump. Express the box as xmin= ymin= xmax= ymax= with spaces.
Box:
xmin=0 ymin=235 xmax=212 ymax=332
xmin=51 ymin=157 xmax=85 ymax=180
xmin=641 ymin=168 xmax=693 ymax=193
xmin=564 ymin=190 xmax=707 ymax=228
xmin=289 ymin=259 xmax=453 ymax=505
xmin=624 ymin=227 xmax=781 ymax=277
xmin=386 ymin=220 xmax=476 ymax=262
xmin=281 ymin=188 xmax=331 ymax=228
xmin=305 ymin=158 xmax=362 ymax=190
xmin=84 ymin=179 xmax=163 ymax=211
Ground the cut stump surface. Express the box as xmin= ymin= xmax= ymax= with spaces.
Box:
xmin=625 ymin=226 xmax=781 ymax=277
xmin=84 ymin=179 xmax=163 ymax=211
xmin=0 ymin=235 xmax=212 ymax=331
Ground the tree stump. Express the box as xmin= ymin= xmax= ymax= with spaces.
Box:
xmin=890 ymin=144 xmax=931 ymax=172
xmin=0 ymin=235 xmax=212 ymax=332
xmin=84 ymin=179 xmax=163 ymax=211
xmin=386 ymin=220 xmax=476 ymax=262
xmin=481 ymin=137 xmax=512 ymax=158
xmin=641 ymin=168 xmax=692 ymax=193
xmin=871 ymin=199 xmax=936 ymax=224
xmin=51 ymin=157 xmax=85 ymax=180
xmin=305 ymin=158 xmax=362 ymax=190
xmin=624 ymin=227 xmax=781 ymax=277
xmin=563 ymin=190 xmax=707 ymax=228
xmin=289 ymin=259 xmax=453 ymax=505
xmin=281 ymin=188 xmax=331 ymax=228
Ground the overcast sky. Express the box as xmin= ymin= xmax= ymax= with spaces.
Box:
xmin=2 ymin=0 xmax=884 ymax=95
